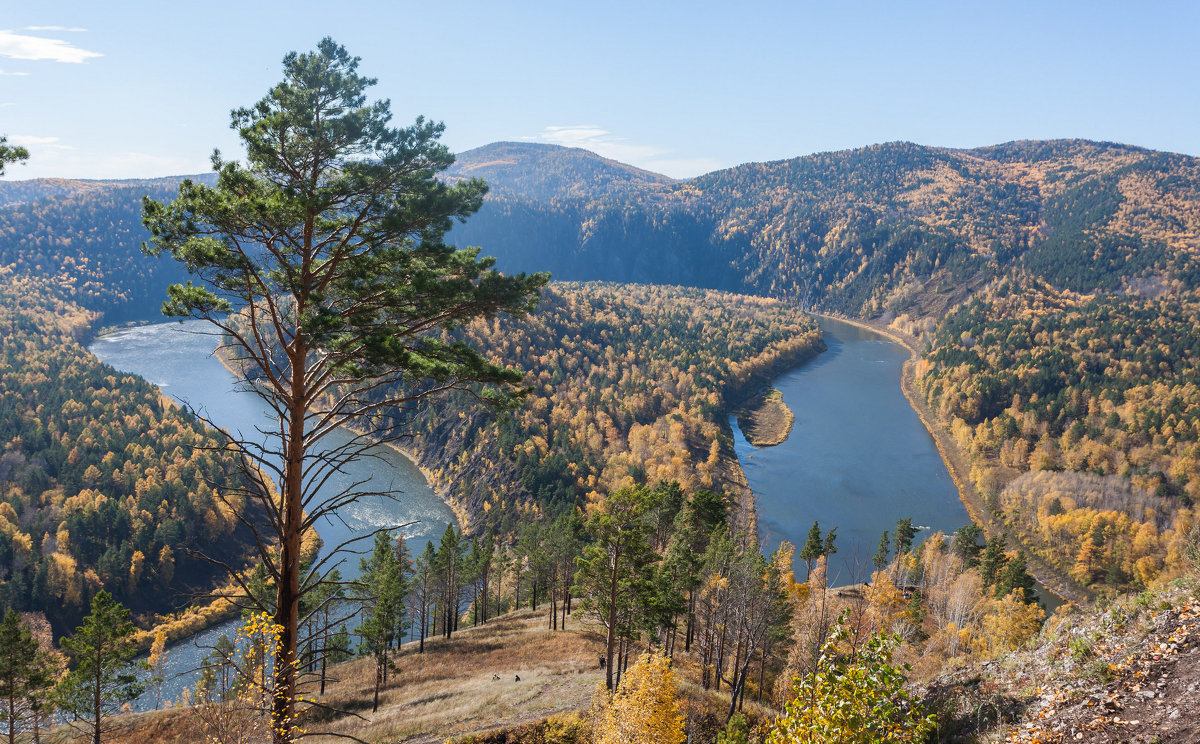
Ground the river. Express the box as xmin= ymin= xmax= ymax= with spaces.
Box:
xmin=732 ymin=316 xmax=970 ymax=587
xmin=90 ymin=314 xmax=1005 ymax=708
xmin=89 ymin=320 xmax=453 ymax=711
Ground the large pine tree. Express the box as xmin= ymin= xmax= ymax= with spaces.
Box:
xmin=142 ymin=39 xmax=545 ymax=739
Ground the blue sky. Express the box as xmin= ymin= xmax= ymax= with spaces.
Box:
xmin=2 ymin=1 xmax=1198 ymax=179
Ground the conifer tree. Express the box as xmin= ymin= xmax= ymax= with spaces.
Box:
xmin=413 ymin=542 xmax=437 ymax=652
xmin=821 ymin=526 xmax=838 ymax=559
xmin=872 ymin=530 xmax=891 ymax=570
xmin=952 ymin=525 xmax=983 ymax=566
xmin=54 ymin=591 xmax=145 ymax=744
xmin=357 ymin=532 xmax=406 ymax=713
xmin=892 ymin=518 xmax=918 ymax=558
xmin=994 ymin=550 xmax=1037 ymax=604
xmin=307 ymin=568 xmax=348 ymax=695
xmin=141 ymin=39 xmax=545 ymax=738
xmin=575 ymin=486 xmax=655 ymax=690
xmin=437 ymin=525 xmax=465 ymax=638
xmin=978 ymin=535 xmax=1008 ymax=588
xmin=0 ymin=611 xmax=53 ymax=744
xmin=799 ymin=521 xmax=823 ymax=579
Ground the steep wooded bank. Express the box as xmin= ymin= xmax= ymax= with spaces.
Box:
xmin=914 ymin=279 xmax=1200 ymax=596
xmin=0 ymin=181 xmax=259 ymax=637
xmin=0 ymin=176 xmax=212 ymax=320
xmin=0 ymin=273 xmax=255 ymax=635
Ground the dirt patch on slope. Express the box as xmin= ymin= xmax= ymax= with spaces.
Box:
xmin=1002 ymin=598 xmax=1200 ymax=743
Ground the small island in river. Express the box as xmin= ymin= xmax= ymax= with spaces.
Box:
xmin=735 ymin=387 xmax=795 ymax=446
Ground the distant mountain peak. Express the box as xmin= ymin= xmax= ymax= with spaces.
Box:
xmin=446 ymin=141 xmax=675 ymax=201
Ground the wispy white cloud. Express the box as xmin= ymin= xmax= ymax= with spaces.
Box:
xmin=530 ymin=125 xmax=662 ymax=163
xmin=8 ymin=135 xmax=72 ymax=150
xmin=526 ymin=125 xmax=721 ymax=178
xmin=0 ymin=69 xmax=30 ymax=76
xmin=24 ymin=26 xmax=88 ymax=33
xmin=0 ymin=29 xmax=101 ymax=63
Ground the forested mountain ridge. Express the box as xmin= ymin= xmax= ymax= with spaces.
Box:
xmin=0 ymin=178 xmax=206 ymax=322
xmin=8 ymin=138 xmax=1198 ymax=324
xmin=450 ymin=139 xmax=1200 ymax=318
xmin=0 ymin=173 xmax=215 ymax=206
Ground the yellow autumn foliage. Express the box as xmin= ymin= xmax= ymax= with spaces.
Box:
xmin=594 ymin=652 xmax=685 ymax=744
xmin=979 ymin=590 xmax=1045 ymax=655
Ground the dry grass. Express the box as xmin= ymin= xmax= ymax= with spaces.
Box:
xmin=309 ymin=610 xmax=605 ymax=743
xmin=105 ymin=608 xmax=607 ymax=744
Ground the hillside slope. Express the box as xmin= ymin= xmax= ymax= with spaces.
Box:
xmin=117 ymin=609 xmax=606 ymax=744
xmin=8 ymin=139 xmax=1199 ymax=323
xmin=933 ymin=580 xmax=1200 ymax=743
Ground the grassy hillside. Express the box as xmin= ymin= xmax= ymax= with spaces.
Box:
xmin=101 ymin=609 xmax=599 ymax=744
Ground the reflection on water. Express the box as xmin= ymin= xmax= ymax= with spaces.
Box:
xmin=733 ymin=317 xmax=970 ymax=587
xmin=90 ymin=320 xmax=453 ymax=710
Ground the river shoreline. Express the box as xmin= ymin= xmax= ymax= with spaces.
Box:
xmin=812 ymin=312 xmax=1081 ymax=606
xmin=210 ymin=340 xmax=473 ymax=535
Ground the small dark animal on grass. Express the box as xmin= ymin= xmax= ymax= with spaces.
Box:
xmin=515 ymin=675 xmax=521 ymax=682
xmin=492 ymin=674 xmax=500 ymax=681
xmin=599 ymin=656 xmax=606 ymax=669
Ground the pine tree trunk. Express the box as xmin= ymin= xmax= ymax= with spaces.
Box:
xmin=685 ymin=590 xmax=695 ymax=652
xmin=9 ymin=685 xmax=17 ymax=744
xmin=93 ymin=636 xmax=102 ymax=744
xmin=319 ymin=610 xmax=328 ymax=696
xmin=273 ymin=344 xmax=307 ymax=744
xmin=372 ymin=658 xmax=381 ymax=713
xmin=419 ymin=603 xmax=426 ymax=653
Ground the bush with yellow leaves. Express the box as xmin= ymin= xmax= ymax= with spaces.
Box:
xmin=593 ymin=652 xmax=685 ymax=744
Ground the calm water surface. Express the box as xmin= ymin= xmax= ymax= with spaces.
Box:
xmin=89 ymin=320 xmax=453 ymax=710
xmin=733 ymin=316 xmax=969 ymax=586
